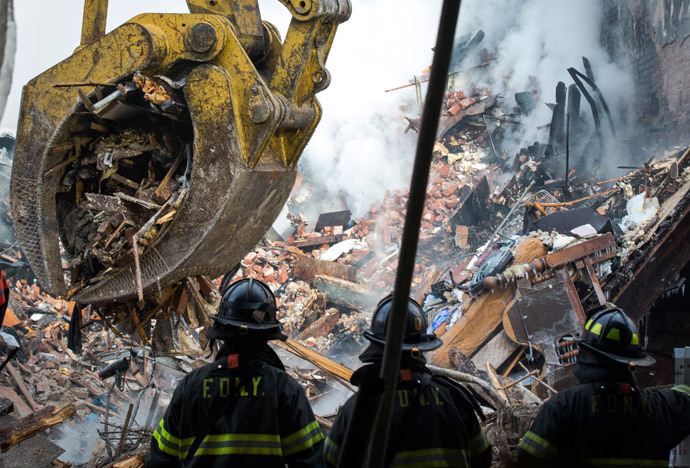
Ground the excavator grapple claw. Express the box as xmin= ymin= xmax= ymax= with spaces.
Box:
xmin=10 ymin=0 xmax=350 ymax=303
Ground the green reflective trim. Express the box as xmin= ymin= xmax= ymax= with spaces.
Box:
xmin=591 ymin=323 xmax=603 ymax=336
xmin=195 ymin=446 xmax=283 ymax=456
xmin=391 ymin=447 xmax=469 ymax=467
xmin=585 ymin=458 xmax=668 ymax=466
xmin=518 ymin=438 xmax=543 ymax=458
xmin=673 ymin=385 xmax=690 ymax=397
xmin=283 ymin=431 xmax=324 ymax=456
xmin=606 ymin=328 xmax=621 ymax=342
xmin=585 ymin=318 xmax=593 ymax=330
xmin=194 ymin=433 xmax=283 ymax=457
xmin=157 ymin=419 xmax=195 ymax=447
xmin=519 ymin=431 xmax=557 ymax=458
xmin=153 ymin=429 xmax=179 ymax=458
xmin=203 ymin=433 xmax=280 ymax=443
xmin=283 ymin=420 xmax=319 ymax=444
xmin=469 ymin=429 xmax=490 ymax=457
xmin=631 ymin=333 xmax=639 ymax=345
xmin=325 ymin=437 xmax=340 ymax=465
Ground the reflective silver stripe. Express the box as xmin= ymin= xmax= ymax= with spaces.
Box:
xmin=194 ymin=433 xmax=282 ymax=456
xmin=469 ymin=428 xmax=490 ymax=457
xmin=282 ymin=420 xmax=324 ymax=455
xmin=518 ymin=431 xmax=557 ymax=458
xmin=325 ymin=437 xmax=340 ymax=465
xmin=390 ymin=448 xmax=469 ymax=467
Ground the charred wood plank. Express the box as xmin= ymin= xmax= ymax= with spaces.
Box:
xmin=0 ymin=404 xmax=76 ymax=452
xmin=614 ymin=194 xmax=690 ymax=322
xmin=292 ymin=235 xmax=344 ymax=250
xmin=293 ymin=254 xmax=358 ymax=283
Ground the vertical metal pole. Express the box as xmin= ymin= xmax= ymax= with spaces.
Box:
xmin=80 ymin=0 xmax=109 ymax=47
xmin=671 ymin=347 xmax=690 ymax=466
xmin=565 ymin=112 xmax=570 ymax=195
xmin=365 ymin=1 xmax=461 ymax=466
xmin=414 ymin=76 xmax=423 ymax=113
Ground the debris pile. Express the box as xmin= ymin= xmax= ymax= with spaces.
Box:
xmin=0 ymin=273 xmax=350 ymax=466
xmin=55 ymin=73 xmax=192 ymax=302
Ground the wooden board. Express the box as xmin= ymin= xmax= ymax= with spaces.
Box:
xmin=293 ymin=254 xmax=358 ymax=283
xmin=428 ymin=286 xmax=514 ymax=368
xmin=0 ymin=388 xmax=30 ymax=419
xmin=313 ymin=275 xmax=377 ymax=310
xmin=471 ymin=330 xmax=519 ymax=370
xmin=0 ymin=404 xmax=75 ymax=452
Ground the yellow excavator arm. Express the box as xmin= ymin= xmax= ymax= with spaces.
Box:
xmin=10 ymin=0 xmax=350 ymax=303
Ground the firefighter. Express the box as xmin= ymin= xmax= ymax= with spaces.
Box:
xmin=517 ymin=303 xmax=690 ymax=467
xmin=324 ymin=294 xmax=491 ymax=468
xmin=146 ymin=278 xmax=325 ymax=467
xmin=0 ymin=269 xmax=8 ymax=329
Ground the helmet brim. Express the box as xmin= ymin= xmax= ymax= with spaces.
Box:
xmin=363 ymin=330 xmax=442 ymax=352
xmin=579 ymin=341 xmax=656 ymax=368
xmin=205 ymin=321 xmax=286 ymax=341
xmin=209 ymin=313 xmax=282 ymax=331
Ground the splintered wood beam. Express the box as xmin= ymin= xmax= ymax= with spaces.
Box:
xmin=5 ymin=363 xmax=42 ymax=412
xmin=273 ymin=339 xmax=355 ymax=392
xmin=583 ymin=257 xmax=607 ymax=306
xmin=0 ymin=404 xmax=76 ymax=452
xmin=544 ymin=233 xmax=614 ymax=269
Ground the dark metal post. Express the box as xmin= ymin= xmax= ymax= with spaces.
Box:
xmin=365 ymin=1 xmax=461 ymax=466
xmin=565 ymin=112 xmax=570 ymax=195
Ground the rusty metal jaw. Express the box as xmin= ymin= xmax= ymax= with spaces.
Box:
xmin=11 ymin=5 xmax=349 ymax=303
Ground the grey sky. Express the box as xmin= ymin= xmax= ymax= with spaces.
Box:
xmin=1 ymin=1 xmax=439 ymax=130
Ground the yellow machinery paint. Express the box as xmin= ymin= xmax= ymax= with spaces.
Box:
xmin=10 ymin=0 xmax=350 ymax=303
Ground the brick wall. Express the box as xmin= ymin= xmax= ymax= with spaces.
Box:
xmin=602 ymin=0 xmax=690 ymax=149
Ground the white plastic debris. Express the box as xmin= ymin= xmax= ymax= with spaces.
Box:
xmin=620 ymin=193 xmax=659 ymax=232
xmin=30 ymin=313 xmax=44 ymax=322
xmin=552 ymin=234 xmax=576 ymax=251
xmin=571 ymin=224 xmax=597 ymax=238
xmin=319 ymin=238 xmax=366 ymax=262
xmin=0 ymin=331 xmax=19 ymax=348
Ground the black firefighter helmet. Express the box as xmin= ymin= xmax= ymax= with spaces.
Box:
xmin=579 ymin=303 xmax=655 ymax=368
xmin=363 ymin=294 xmax=442 ymax=353
xmin=206 ymin=278 xmax=285 ymax=341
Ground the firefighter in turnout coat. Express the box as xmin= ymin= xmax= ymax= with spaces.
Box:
xmin=324 ymin=294 xmax=492 ymax=468
xmin=518 ymin=304 xmax=690 ymax=467
xmin=146 ymin=278 xmax=325 ymax=467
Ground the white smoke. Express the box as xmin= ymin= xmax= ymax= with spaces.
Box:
xmin=295 ymin=0 xmax=443 ymax=220
xmin=455 ymin=0 xmax=635 ymax=169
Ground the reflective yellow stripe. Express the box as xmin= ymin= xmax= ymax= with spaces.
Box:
xmin=518 ymin=431 xmax=557 ymax=458
xmin=606 ymin=328 xmax=620 ymax=341
xmin=586 ymin=318 xmax=593 ymax=330
xmin=195 ymin=446 xmax=283 ymax=456
xmin=469 ymin=429 xmax=489 ymax=457
xmin=283 ymin=420 xmax=319 ymax=445
xmin=324 ymin=437 xmax=340 ymax=465
xmin=517 ymin=438 xmax=542 ymax=458
xmin=631 ymin=333 xmax=639 ymax=345
xmin=591 ymin=323 xmax=603 ymax=336
xmin=204 ymin=433 xmax=281 ymax=442
xmin=153 ymin=429 xmax=180 ymax=457
xmin=585 ymin=458 xmax=668 ymax=466
xmin=194 ymin=433 xmax=283 ymax=457
xmin=154 ymin=419 xmax=196 ymax=459
xmin=673 ymin=385 xmax=690 ymax=397
xmin=282 ymin=420 xmax=323 ymax=456
xmin=391 ymin=447 xmax=469 ymax=467
xmin=158 ymin=419 xmax=195 ymax=447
